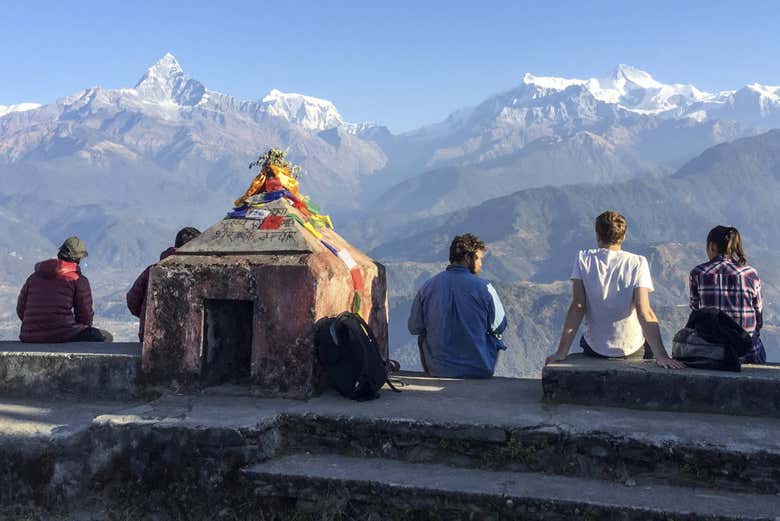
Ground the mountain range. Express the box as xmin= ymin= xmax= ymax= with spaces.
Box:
xmin=1 ymin=54 xmax=778 ymax=374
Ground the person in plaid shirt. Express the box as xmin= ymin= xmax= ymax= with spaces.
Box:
xmin=689 ymin=225 xmax=766 ymax=363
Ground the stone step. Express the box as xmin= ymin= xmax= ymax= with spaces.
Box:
xmin=543 ymin=353 xmax=780 ymax=418
xmin=0 ymin=341 xmax=142 ymax=400
xmin=279 ymin=376 xmax=780 ymax=495
xmin=243 ymin=453 xmax=780 ymax=521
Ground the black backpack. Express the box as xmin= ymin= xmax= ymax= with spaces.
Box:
xmin=672 ymin=308 xmax=754 ymax=372
xmin=672 ymin=328 xmax=736 ymax=371
xmin=315 ymin=312 xmax=400 ymax=401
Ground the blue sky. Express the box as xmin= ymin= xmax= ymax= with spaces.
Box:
xmin=2 ymin=0 xmax=779 ymax=132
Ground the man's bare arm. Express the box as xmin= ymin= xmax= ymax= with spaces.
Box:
xmin=546 ymin=279 xmax=586 ymax=365
xmin=634 ymin=287 xmax=685 ymax=369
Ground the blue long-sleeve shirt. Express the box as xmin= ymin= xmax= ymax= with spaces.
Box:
xmin=408 ymin=265 xmax=508 ymax=378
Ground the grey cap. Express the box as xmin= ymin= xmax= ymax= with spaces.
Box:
xmin=58 ymin=236 xmax=89 ymax=262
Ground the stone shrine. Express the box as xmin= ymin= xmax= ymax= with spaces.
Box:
xmin=141 ymin=198 xmax=388 ymax=398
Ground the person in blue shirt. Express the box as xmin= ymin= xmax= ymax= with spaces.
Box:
xmin=408 ymin=233 xmax=508 ymax=378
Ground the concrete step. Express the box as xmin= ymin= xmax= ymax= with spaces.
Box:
xmin=244 ymin=453 xmax=780 ymax=520
xmin=279 ymin=377 xmax=780 ymax=495
xmin=543 ymin=353 xmax=780 ymax=418
xmin=0 ymin=341 xmax=141 ymax=400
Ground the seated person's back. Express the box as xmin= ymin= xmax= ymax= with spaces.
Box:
xmin=575 ymin=247 xmax=651 ymax=357
xmin=689 ymin=225 xmax=766 ymax=363
xmin=408 ymin=233 xmax=507 ymax=378
xmin=546 ymin=211 xmax=683 ymax=368
xmin=16 ymin=237 xmax=109 ymax=343
xmin=126 ymin=226 xmax=201 ymax=341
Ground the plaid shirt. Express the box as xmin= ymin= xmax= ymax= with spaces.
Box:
xmin=689 ymin=256 xmax=763 ymax=333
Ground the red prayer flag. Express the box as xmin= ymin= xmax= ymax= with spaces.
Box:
xmin=260 ymin=215 xmax=284 ymax=230
xmin=350 ymin=267 xmax=364 ymax=291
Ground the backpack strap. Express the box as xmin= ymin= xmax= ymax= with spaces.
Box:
xmin=385 ymin=359 xmax=403 ymax=392
xmin=385 ymin=377 xmax=404 ymax=393
xmin=338 ymin=312 xmax=379 ymax=347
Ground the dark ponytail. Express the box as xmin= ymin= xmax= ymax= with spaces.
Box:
xmin=707 ymin=225 xmax=747 ymax=266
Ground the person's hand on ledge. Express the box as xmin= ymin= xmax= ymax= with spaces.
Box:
xmin=545 ymin=351 xmax=568 ymax=365
xmin=655 ymin=356 xmax=686 ymax=369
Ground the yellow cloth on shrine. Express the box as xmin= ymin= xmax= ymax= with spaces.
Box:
xmin=309 ymin=214 xmax=334 ymax=229
xmin=302 ymin=221 xmax=323 ymax=239
xmin=268 ymin=164 xmax=300 ymax=196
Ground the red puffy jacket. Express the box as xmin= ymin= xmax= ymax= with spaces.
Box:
xmin=16 ymin=259 xmax=93 ymax=343
xmin=126 ymin=247 xmax=176 ymax=341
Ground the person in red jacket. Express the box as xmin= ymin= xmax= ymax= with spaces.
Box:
xmin=126 ymin=227 xmax=201 ymax=341
xmin=17 ymin=237 xmax=113 ymax=343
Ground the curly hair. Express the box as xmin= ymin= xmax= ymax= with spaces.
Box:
xmin=595 ymin=211 xmax=627 ymax=246
xmin=449 ymin=233 xmax=486 ymax=264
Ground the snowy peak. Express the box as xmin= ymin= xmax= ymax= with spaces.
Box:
xmin=260 ymin=89 xmax=345 ymax=131
xmin=521 ymin=72 xmax=581 ymax=92
xmin=134 ymin=53 xmax=183 ymax=91
xmin=133 ymin=53 xmax=205 ymax=106
xmin=744 ymin=83 xmax=780 ymax=102
xmin=24 ymin=52 xmax=369 ymax=133
xmin=521 ymin=64 xmax=710 ymax=115
xmin=144 ymin=52 xmax=183 ymax=78
xmin=610 ymin=64 xmax=662 ymax=89
xmin=0 ymin=103 xmax=42 ymax=118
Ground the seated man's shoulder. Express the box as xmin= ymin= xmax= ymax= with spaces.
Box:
xmin=575 ymin=248 xmax=600 ymax=262
xmin=416 ymin=271 xmax=442 ymax=295
xmin=428 ymin=269 xmax=481 ymax=291
xmin=614 ymin=249 xmax=647 ymax=265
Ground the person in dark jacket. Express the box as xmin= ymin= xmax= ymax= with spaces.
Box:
xmin=127 ymin=227 xmax=201 ymax=341
xmin=408 ymin=233 xmax=508 ymax=378
xmin=17 ymin=237 xmax=113 ymax=343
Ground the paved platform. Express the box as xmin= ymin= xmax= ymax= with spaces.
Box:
xmin=2 ymin=374 xmax=777 ymax=492
xmin=543 ymin=353 xmax=780 ymax=418
xmin=0 ymin=341 xmax=141 ymax=400
xmin=1 ymin=374 xmax=779 ymax=517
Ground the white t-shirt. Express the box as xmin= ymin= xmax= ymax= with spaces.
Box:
xmin=571 ymin=248 xmax=654 ymax=357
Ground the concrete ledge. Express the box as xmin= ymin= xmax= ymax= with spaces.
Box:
xmin=543 ymin=353 xmax=780 ymax=417
xmin=0 ymin=341 xmax=141 ymax=400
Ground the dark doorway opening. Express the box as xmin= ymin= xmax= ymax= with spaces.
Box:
xmin=202 ymin=299 xmax=253 ymax=385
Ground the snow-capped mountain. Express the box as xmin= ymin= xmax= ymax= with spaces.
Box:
xmin=386 ymin=64 xmax=780 ymax=181
xmin=132 ymin=52 xmax=208 ymax=107
xmin=132 ymin=53 xmax=357 ymax=131
xmin=2 ymin=57 xmax=779 ymax=240
xmin=0 ymin=102 xmax=41 ymax=118
xmin=0 ymin=53 xmax=388 ymax=211
xmin=260 ymin=89 xmax=345 ymax=131
xmin=522 ymin=64 xmax=712 ymax=116
xmin=520 ymin=65 xmax=780 ymax=129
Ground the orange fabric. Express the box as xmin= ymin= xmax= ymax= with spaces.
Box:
xmin=234 ymin=173 xmax=267 ymax=207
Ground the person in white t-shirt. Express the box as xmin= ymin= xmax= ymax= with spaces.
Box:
xmin=545 ymin=211 xmax=684 ymax=369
